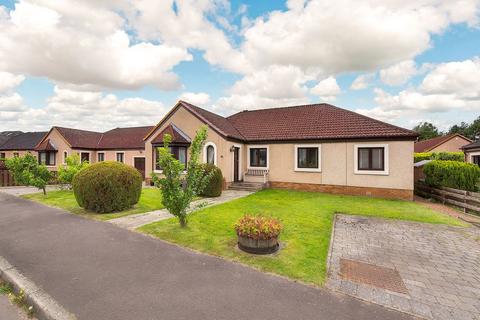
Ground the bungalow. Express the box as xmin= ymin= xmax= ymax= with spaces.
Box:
xmin=35 ymin=126 xmax=153 ymax=178
xmin=144 ymin=101 xmax=418 ymax=200
xmin=414 ymin=133 xmax=472 ymax=153
xmin=462 ymin=141 xmax=480 ymax=166
xmin=0 ymin=131 xmax=48 ymax=160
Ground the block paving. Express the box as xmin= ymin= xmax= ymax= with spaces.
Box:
xmin=327 ymin=214 xmax=480 ymax=320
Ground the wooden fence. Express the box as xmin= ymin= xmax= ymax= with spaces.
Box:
xmin=0 ymin=169 xmax=15 ymax=187
xmin=415 ymin=181 xmax=480 ymax=215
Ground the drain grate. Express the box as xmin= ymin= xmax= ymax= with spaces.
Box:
xmin=340 ymin=259 xmax=408 ymax=294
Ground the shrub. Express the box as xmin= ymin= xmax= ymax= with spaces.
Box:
xmin=423 ymin=160 xmax=480 ymax=191
xmin=234 ymin=215 xmax=282 ymax=240
xmin=414 ymin=152 xmax=464 ymax=163
xmin=5 ymin=154 xmax=51 ymax=195
xmin=58 ymin=154 xmax=89 ymax=189
xmin=199 ymin=163 xmax=223 ymax=197
xmin=72 ymin=161 xmax=142 ymax=213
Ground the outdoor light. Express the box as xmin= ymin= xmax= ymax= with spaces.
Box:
xmin=230 ymin=145 xmax=236 ymax=152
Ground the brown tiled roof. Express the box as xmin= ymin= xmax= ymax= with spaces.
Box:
xmin=55 ymin=127 xmax=103 ymax=149
xmin=35 ymin=139 xmax=57 ymax=151
xmin=0 ymin=131 xmax=22 ymax=146
xmin=51 ymin=126 xmax=153 ymax=150
xmin=98 ymin=126 xmax=154 ymax=149
xmin=0 ymin=132 xmax=47 ymax=150
xmin=179 ymin=101 xmax=245 ymax=140
xmin=414 ymin=134 xmax=471 ymax=153
xmin=151 ymin=124 xmax=191 ymax=145
xmin=226 ymin=103 xmax=417 ymax=142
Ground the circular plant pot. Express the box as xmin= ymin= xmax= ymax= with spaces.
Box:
xmin=237 ymin=235 xmax=279 ymax=254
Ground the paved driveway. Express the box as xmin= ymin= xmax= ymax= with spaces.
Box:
xmin=0 ymin=192 xmax=414 ymax=320
xmin=328 ymin=215 xmax=480 ymax=320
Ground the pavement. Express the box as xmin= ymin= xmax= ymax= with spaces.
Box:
xmin=0 ymin=186 xmax=60 ymax=196
xmin=328 ymin=214 xmax=480 ymax=320
xmin=0 ymin=191 xmax=416 ymax=320
xmin=0 ymin=294 xmax=34 ymax=320
xmin=109 ymin=190 xmax=252 ymax=229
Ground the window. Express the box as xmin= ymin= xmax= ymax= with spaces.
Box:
xmin=80 ymin=152 xmax=90 ymax=163
xmin=354 ymin=144 xmax=389 ymax=175
xmin=0 ymin=152 xmax=5 ymax=160
xmin=116 ymin=152 xmax=124 ymax=163
xmin=155 ymin=146 xmax=187 ymax=171
xmin=473 ymin=155 xmax=480 ymax=166
xmin=295 ymin=145 xmax=321 ymax=171
xmin=13 ymin=152 xmax=19 ymax=157
xmin=249 ymin=147 xmax=268 ymax=168
xmin=39 ymin=151 xmax=56 ymax=166
xmin=206 ymin=146 xmax=215 ymax=164
xmin=63 ymin=151 xmax=68 ymax=164
xmin=97 ymin=152 xmax=105 ymax=162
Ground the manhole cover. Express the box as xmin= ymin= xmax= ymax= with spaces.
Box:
xmin=340 ymin=259 xmax=408 ymax=294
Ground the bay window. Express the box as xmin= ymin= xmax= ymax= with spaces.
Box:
xmin=39 ymin=151 xmax=56 ymax=166
xmin=155 ymin=146 xmax=188 ymax=171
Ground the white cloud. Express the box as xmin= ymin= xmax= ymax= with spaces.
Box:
xmin=0 ymin=86 xmax=166 ymax=131
xmin=350 ymin=73 xmax=375 ymax=90
xmin=310 ymin=76 xmax=341 ymax=101
xmin=380 ymin=60 xmax=417 ymax=86
xmin=0 ymin=72 xmax=25 ymax=93
xmin=356 ymin=57 xmax=480 ymax=126
xmin=0 ymin=1 xmax=192 ymax=90
xmin=179 ymin=92 xmax=211 ymax=106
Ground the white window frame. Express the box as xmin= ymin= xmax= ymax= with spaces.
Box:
xmin=153 ymin=147 xmax=187 ymax=174
xmin=294 ymin=144 xmax=321 ymax=172
xmin=78 ymin=151 xmax=92 ymax=163
xmin=97 ymin=151 xmax=105 ymax=162
xmin=467 ymin=151 xmax=480 ymax=164
xmin=116 ymin=152 xmax=125 ymax=163
xmin=247 ymin=145 xmax=269 ymax=169
xmin=203 ymin=142 xmax=217 ymax=165
xmin=231 ymin=143 xmax=243 ymax=181
xmin=63 ymin=150 xmax=68 ymax=165
xmin=354 ymin=143 xmax=389 ymax=175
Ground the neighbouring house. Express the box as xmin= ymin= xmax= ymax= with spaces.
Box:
xmin=0 ymin=132 xmax=48 ymax=160
xmin=144 ymin=101 xmax=418 ymax=200
xmin=35 ymin=126 xmax=153 ymax=178
xmin=414 ymin=133 xmax=472 ymax=153
xmin=0 ymin=131 xmax=22 ymax=147
xmin=462 ymin=140 xmax=480 ymax=166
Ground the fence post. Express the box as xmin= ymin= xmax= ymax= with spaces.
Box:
xmin=464 ymin=190 xmax=468 ymax=214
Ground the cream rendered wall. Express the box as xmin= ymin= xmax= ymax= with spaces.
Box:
xmin=255 ymin=140 xmax=414 ymax=191
xmin=1 ymin=150 xmax=37 ymax=159
xmin=465 ymin=148 xmax=480 ymax=164
xmin=100 ymin=150 xmax=146 ymax=167
xmin=430 ymin=136 xmax=471 ymax=152
xmin=39 ymin=128 xmax=74 ymax=170
xmin=145 ymin=106 xmax=237 ymax=182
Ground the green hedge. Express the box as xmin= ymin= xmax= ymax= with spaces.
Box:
xmin=200 ymin=163 xmax=223 ymax=197
xmin=423 ymin=160 xmax=480 ymax=192
xmin=72 ymin=161 xmax=142 ymax=213
xmin=414 ymin=151 xmax=464 ymax=163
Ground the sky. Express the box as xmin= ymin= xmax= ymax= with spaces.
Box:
xmin=0 ymin=0 xmax=479 ymax=132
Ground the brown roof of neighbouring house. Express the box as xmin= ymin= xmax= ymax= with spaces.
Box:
xmin=0 ymin=131 xmax=23 ymax=146
xmin=414 ymin=134 xmax=472 ymax=153
xmin=35 ymin=139 xmax=57 ymax=151
xmin=0 ymin=132 xmax=47 ymax=151
xmin=98 ymin=126 xmax=154 ymax=149
xmin=39 ymin=126 xmax=154 ymax=150
xmin=151 ymin=124 xmax=191 ymax=145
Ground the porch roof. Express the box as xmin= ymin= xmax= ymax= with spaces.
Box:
xmin=35 ymin=139 xmax=57 ymax=151
xmin=151 ymin=123 xmax=191 ymax=145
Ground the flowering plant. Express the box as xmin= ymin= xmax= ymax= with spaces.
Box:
xmin=234 ymin=215 xmax=282 ymax=240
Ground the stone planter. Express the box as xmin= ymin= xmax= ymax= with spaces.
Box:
xmin=237 ymin=235 xmax=279 ymax=254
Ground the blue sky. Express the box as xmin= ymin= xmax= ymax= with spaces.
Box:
xmin=0 ymin=0 xmax=479 ymax=131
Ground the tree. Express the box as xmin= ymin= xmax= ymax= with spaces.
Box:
xmin=58 ymin=154 xmax=89 ymax=189
xmin=151 ymin=126 xmax=212 ymax=227
xmin=5 ymin=154 xmax=52 ymax=195
xmin=413 ymin=122 xmax=442 ymax=140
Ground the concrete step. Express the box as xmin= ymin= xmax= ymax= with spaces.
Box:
xmin=228 ymin=182 xmax=266 ymax=191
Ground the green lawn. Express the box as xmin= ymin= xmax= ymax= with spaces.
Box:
xmin=22 ymin=188 xmax=163 ymax=221
xmin=139 ymin=189 xmax=466 ymax=286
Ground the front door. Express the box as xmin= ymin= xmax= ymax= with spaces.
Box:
xmin=134 ymin=157 xmax=146 ymax=179
xmin=233 ymin=147 xmax=240 ymax=182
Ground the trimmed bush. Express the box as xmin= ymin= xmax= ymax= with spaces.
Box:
xmin=72 ymin=161 xmax=142 ymax=213
xmin=199 ymin=163 xmax=223 ymax=197
xmin=414 ymin=151 xmax=464 ymax=163
xmin=423 ymin=160 xmax=480 ymax=191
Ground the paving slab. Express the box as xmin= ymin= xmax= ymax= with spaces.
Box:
xmin=108 ymin=190 xmax=252 ymax=229
xmin=0 ymin=192 xmax=416 ymax=320
xmin=327 ymin=214 xmax=480 ymax=320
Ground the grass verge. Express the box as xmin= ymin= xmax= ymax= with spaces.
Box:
xmin=0 ymin=281 xmax=34 ymax=317
xmin=139 ymin=189 xmax=466 ymax=286
xmin=21 ymin=188 xmax=163 ymax=221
